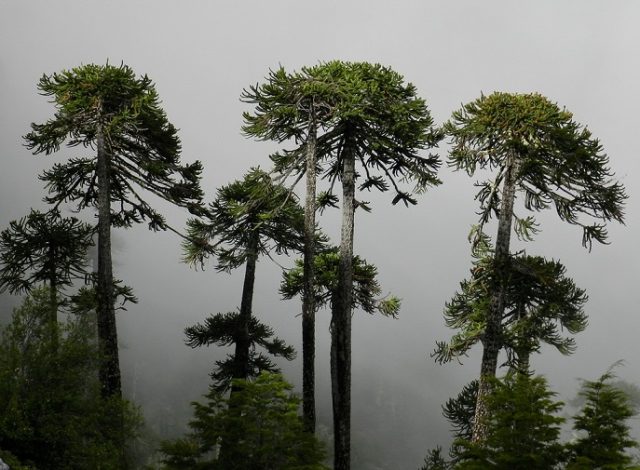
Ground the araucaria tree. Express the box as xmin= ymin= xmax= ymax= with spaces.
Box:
xmin=434 ymin=252 xmax=588 ymax=373
xmin=0 ymin=209 xmax=93 ymax=330
xmin=250 ymin=61 xmax=441 ymax=470
xmin=315 ymin=62 xmax=440 ymax=470
xmin=242 ymin=65 xmax=340 ymax=433
xmin=183 ymin=169 xmax=304 ymax=390
xmin=444 ymin=92 xmax=627 ymax=442
xmin=24 ymin=63 xmax=204 ymax=401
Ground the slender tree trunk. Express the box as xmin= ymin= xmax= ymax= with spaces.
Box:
xmin=96 ymin=120 xmax=127 ymax=468
xmin=302 ymin=116 xmax=317 ymax=433
xmin=472 ymin=154 xmax=521 ymax=443
xmin=220 ymin=231 xmax=258 ymax=466
xmin=96 ymin=122 xmax=122 ymax=400
xmin=332 ymin=140 xmax=355 ymax=470
xmin=232 ymin=231 xmax=259 ymax=386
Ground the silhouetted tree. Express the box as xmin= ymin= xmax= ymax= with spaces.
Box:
xmin=183 ymin=168 xmax=304 ymax=389
xmin=0 ymin=209 xmax=93 ymax=333
xmin=444 ymin=92 xmax=627 ymax=442
xmin=184 ymin=312 xmax=294 ymax=393
xmin=24 ymin=63 xmax=204 ymax=406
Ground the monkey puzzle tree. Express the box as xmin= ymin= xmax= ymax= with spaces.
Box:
xmin=444 ymin=92 xmax=627 ymax=442
xmin=0 ymin=209 xmax=93 ymax=331
xmin=24 ymin=63 xmax=204 ymax=401
xmin=184 ymin=312 xmax=295 ymax=393
xmin=183 ymin=169 xmax=304 ymax=389
xmin=434 ymin=252 xmax=588 ymax=373
xmin=242 ymin=65 xmax=341 ymax=432
xmin=258 ymin=61 xmax=441 ymax=470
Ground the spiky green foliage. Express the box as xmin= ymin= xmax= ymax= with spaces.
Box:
xmin=280 ymin=248 xmax=400 ymax=318
xmin=242 ymin=65 xmax=341 ymax=145
xmin=184 ymin=312 xmax=295 ymax=393
xmin=567 ymin=364 xmax=638 ymax=469
xmin=434 ymin=252 xmax=587 ymax=369
xmin=0 ymin=288 xmax=141 ymax=469
xmin=0 ymin=210 xmax=93 ymax=295
xmin=444 ymin=380 xmax=479 ymax=443
xmin=160 ymin=372 xmax=328 ymax=470
xmin=24 ymin=63 xmax=204 ymax=229
xmin=445 ymin=92 xmax=626 ymax=251
xmin=455 ymin=374 xmax=565 ymax=469
xmin=183 ymin=168 xmax=304 ymax=271
xmin=247 ymin=61 xmax=442 ymax=207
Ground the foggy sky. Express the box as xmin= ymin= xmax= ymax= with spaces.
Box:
xmin=1 ymin=2 xmax=639 ymax=468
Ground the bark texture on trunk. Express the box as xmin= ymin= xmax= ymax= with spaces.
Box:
xmin=232 ymin=231 xmax=259 ymax=386
xmin=302 ymin=119 xmax=317 ymax=433
xmin=96 ymin=124 xmax=122 ymax=400
xmin=332 ymin=141 xmax=355 ymax=470
xmin=96 ymin=123 xmax=127 ymax=468
xmin=472 ymin=154 xmax=521 ymax=443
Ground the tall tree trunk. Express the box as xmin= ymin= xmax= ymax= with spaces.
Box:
xmin=332 ymin=141 xmax=355 ymax=470
xmin=220 ymin=231 xmax=258 ymax=466
xmin=472 ymin=154 xmax=521 ymax=443
xmin=232 ymin=230 xmax=259 ymax=386
xmin=96 ymin=121 xmax=127 ymax=468
xmin=96 ymin=122 xmax=122 ymax=400
xmin=302 ymin=116 xmax=317 ymax=433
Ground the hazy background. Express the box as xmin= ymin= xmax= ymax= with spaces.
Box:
xmin=1 ymin=2 xmax=639 ymax=468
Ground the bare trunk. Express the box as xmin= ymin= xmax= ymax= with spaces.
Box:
xmin=332 ymin=140 xmax=355 ymax=470
xmin=220 ymin=232 xmax=258 ymax=466
xmin=96 ymin=121 xmax=126 ymax=468
xmin=302 ymin=117 xmax=317 ymax=433
xmin=232 ymin=231 xmax=259 ymax=385
xmin=472 ymin=154 xmax=521 ymax=443
xmin=96 ymin=123 xmax=122 ymax=400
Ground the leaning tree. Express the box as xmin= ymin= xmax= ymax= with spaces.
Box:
xmin=24 ymin=63 xmax=204 ymax=401
xmin=444 ymin=91 xmax=627 ymax=442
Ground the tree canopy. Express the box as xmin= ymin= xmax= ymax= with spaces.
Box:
xmin=25 ymin=63 xmax=205 ymax=229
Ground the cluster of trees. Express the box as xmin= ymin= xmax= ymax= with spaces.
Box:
xmin=421 ymin=366 xmax=639 ymax=469
xmin=0 ymin=60 xmax=633 ymax=470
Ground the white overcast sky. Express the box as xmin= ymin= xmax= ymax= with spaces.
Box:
xmin=1 ymin=1 xmax=639 ymax=466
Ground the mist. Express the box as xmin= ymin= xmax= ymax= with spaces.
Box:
xmin=1 ymin=1 xmax=639 ymax=468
